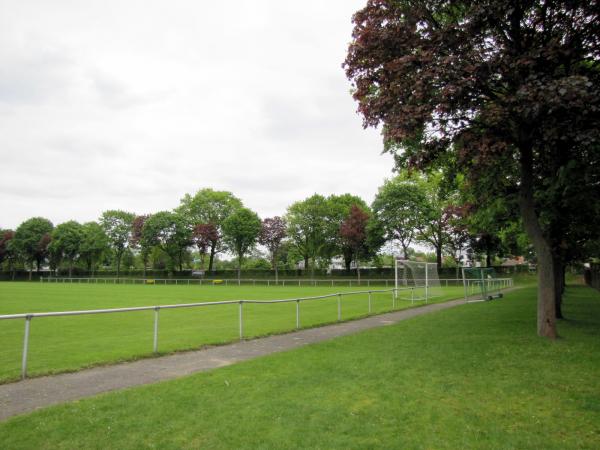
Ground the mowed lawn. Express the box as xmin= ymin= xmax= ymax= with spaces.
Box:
xmin=0 ymin=282 xmax=465 ymax=382
xmin=0 ymin=285 xmax=598 ymax=449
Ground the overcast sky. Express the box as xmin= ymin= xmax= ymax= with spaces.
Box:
xmin=0 ymin=0 xmax=395 ymax=230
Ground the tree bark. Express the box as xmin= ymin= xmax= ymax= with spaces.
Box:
xmin=436 ymin=245 xmax=442 ymax=270
xmin=208 ymin=242 xmax=217 ymax=272
xmin=402 ymin=243 xmax=409 ymax=260
xmin=272 ymin=255 xmax=279 ymax=284
xmin=356 ymin=257 xmax=361 ymax=285
xmin=519 ymin=146 xmax=557 ymax=338
xmin=553 ymin=255 xmax=564 ymax=319
xmin=116 ymin=250 xmax=121 ymax=278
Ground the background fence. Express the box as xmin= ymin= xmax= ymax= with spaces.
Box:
xmin=2 ymin=265 xmax=532 ymax=281
xmin=39 ymin=276 xmax=513 ymax=288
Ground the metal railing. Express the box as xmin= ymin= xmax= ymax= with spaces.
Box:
xmin=38 ymin=277 xmax=510 ymax=288
xmin=3 ymin=278 xmax=514 ymax=380
xmin=0 ymin=287 xmax=410 ymax=380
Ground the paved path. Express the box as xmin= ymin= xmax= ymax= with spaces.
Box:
xmin=0 ymin=296 xmax=480 ymax=421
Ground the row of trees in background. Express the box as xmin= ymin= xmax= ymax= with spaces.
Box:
xmin=1 ymin=179 xmax=533 ymax=281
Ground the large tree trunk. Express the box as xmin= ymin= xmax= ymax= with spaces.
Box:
xmin=272 ymin=256 xmax=279 ymax=284
xmin=356 ymin=257 xmax=361 ymax=285
xmin=436 ymin=245 xmax=442 ymax=270
xmin=520 ymin=147 xmax=557 ymax=338
xmin=553 ymin=255 xmax=564 ymax=319
xmin=116 ymin=250 xmax=121 ymax=278
xmin=304 ymin=256 xmax=309 ymax=275
xmin=208 ymin=242 xmax=217 ymax=272
xmin=402 ymin=243 xmax=409 ymax=260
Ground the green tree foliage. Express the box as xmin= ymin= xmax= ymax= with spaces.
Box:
xmin=191 ymin=224 xmax=219 ymax=271
xmin=222 ymin=208 xmax=262 ymax=281
xmin=177 ymin=189 xmax=243 ymax=272
xmin=12 ymin=217 xmax=54 ymax=278
xmin=130 ymin=214 xmax=152 ymax=277
xmin=0 ymin=230 xmax=17 ymax=277
xmin=285 ymin=194 xmax=330 ymax=276
xmin=414 ymin=172 xmax=454 ymax=269
xmin=49 ymin=221 xmax=84 ymax=277
xmin=141 ymin=212 xmax=191 ymax=274
xmin=325 ymin=194 xmax=370 ymax=270
xmin=340 ymin=205 xmax=371 ymax=282
xmin=371 ymin=174 xmax=430 ymax=260
xmin=0 ymin=230 xmax=14 ymax=267
xmin=344 ymin=1 xmax=600 ymax=337
xmin=100 ymin=210 xmax=135 ymax=278
xmin=79 ymin=222 xmax=109 ymax=276
xmin=258 ymin=217 xmax=287 ymax=282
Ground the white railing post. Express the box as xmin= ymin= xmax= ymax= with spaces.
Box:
xmin=22 ymin=315 xmax=32 ymax=379
xmin=337 ymin=293 xmax=342 ymax=321
xmin=392 ymin=289 xmax=396 ymax=309
xmin=153 ymin=307 xmax=160 ymax=353
xmin=296 ymin=299 xmax=300 ymax=329
xmin=368 ymin=291 xmax=372 ymax=314
xmin=239 ymin=301 xmax=244 ymax=339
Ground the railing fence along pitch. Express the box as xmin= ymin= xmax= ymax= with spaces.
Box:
xmin=3 ymin=279 xmax=514 ymax=380
xmin=1 ymin=288 xmax=405 ymax=380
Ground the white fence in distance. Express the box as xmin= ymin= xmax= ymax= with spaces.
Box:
xmin=39 ymin=277 xmax=513 ymax=288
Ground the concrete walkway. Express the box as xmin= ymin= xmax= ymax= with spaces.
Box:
xmin=0 ymin=297 xmax=473 ymax=421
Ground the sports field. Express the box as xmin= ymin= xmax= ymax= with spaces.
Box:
xmin=1 ymin=285 xmax=598 ymax=449
xmin=0 ymin=282 xmax=466 ymax=382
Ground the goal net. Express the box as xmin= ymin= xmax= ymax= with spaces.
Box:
xmin=462 ymin=267 xmax=504 ymax=302
xmin=394 ymin=259 xmax=442 ymax=303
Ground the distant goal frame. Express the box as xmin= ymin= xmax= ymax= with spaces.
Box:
xmin=394 ymin=259 xmax=441 ymax=304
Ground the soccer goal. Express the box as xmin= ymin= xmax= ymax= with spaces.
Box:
xmin=394 ymin=259 xmax=442 ymax=303
xmin=462 ymin=267 xmax=504 ymax=302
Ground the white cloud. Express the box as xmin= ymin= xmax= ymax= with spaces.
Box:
xmin=0 ymin=0 xmax=394 ymax=230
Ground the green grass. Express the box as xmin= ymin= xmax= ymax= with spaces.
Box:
xmin=0 ymin=282 xmax=465 ymax=382
xmin=0 ymin=285 xmax=598 ymax=449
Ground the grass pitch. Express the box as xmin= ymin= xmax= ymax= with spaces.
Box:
xmin=0 ymin=282 xmax=465 ymax=382
xmin=0 ymin=285 xmax=598 ymax=449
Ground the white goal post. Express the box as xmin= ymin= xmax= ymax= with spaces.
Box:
xmin=394 ymin=259 xmax=441 ymax=303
